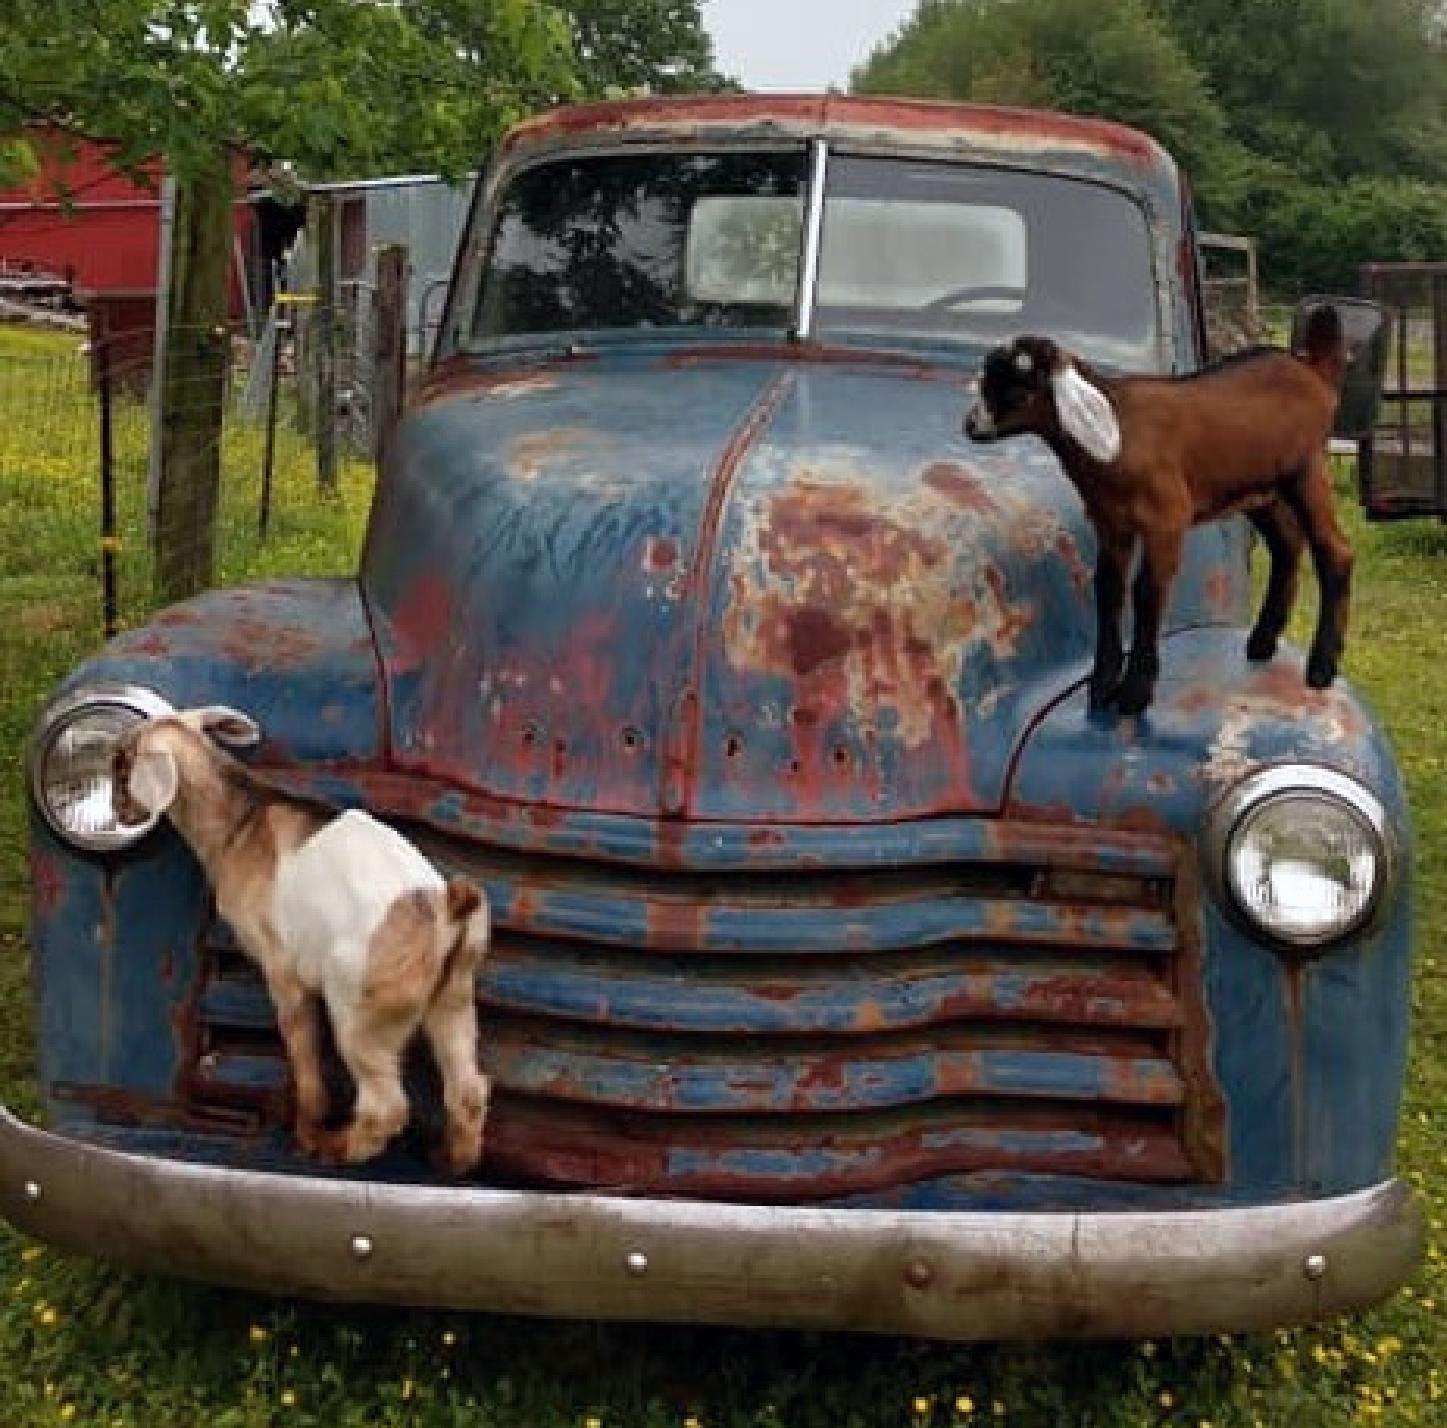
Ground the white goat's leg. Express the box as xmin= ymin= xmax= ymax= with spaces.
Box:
xmin=267 ymin=973 xmax=329 ymax=1155
xmin=423 ymin=970 xmax=490 ymax=1176
xmin=326 ymin=1014 xmax=413 ymax=1164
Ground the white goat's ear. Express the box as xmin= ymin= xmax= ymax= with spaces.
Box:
xmin=1051 ymin=363 xmax=1122 ymax=463
xmin=128 ymin=747 xmax=179 ymax=815
xmin=188 ymin=706 xmax=262 ymax=748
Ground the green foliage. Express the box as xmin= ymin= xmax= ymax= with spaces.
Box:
xmin=1151 ymin=0 xmax=1447 ymax=183
xmin=0 ymin=136 xmax=37 ymax=186
xmin=556 ymin=0 xmax=728 ymax=96
xmin=1242 ymin=168 xmax=1447 ymax=295
xmin=0 ymin=1 xmax=578 ymax=182
xmin=854 ymin=0 xmax=1248 ymax=212
xmin=854 ymin=0 xmax=1447 ymax=296
xmin=0 ymin=1 xmax=728 ymax=184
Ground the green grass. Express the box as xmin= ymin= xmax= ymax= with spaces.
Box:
xmin=0 ymin=326 xmax=1445 ymax=1427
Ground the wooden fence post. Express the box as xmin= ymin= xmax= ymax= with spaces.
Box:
xmin=372 ymin=243 xmax=409 ymax=469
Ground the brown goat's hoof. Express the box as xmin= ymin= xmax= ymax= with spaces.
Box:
xmin=1087 ymin=673 xmax=1123 ymax=714
xmin=1113 ymin=678 xmax=1155 ymax=716
xmin=1245 ymin=628 xmax=1279 ymax=662
xmin=1306 ymin=653 xmax=1338 ymax=689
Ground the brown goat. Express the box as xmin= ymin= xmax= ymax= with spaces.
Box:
xmin=964 ymin=307 xmax=1352 ymax=714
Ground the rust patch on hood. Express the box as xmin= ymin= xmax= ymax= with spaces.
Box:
xmin=724 ymin=462 xmax=1037 ymax=752
xmin=507 ymin=427 xmax=614 ymax=483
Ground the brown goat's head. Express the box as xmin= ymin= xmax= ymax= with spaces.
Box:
xmin=965 ymin=335 xmax=1121 ymax=464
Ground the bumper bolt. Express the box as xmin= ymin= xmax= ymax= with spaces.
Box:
xmin=625 ymin=1250 xmax=648 ymax=1277
xmin=350 ymin=1234 xmax=374 ymax=1261
xmin=905 ymin=1258 xmax=934 ymax=1289
xmin=1304 ymin=1253 xmax=1327 ymax=1281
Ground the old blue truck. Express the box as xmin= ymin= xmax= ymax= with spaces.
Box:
xmin=3 ymin=95 xmax=1422 ymax=1338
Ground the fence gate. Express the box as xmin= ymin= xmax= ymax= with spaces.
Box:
xmin=1358 ymin=262 xmax=1447 ymax=522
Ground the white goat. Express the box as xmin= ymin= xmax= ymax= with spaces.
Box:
xmin=112 ymin=705 xmax=491 ymax=1174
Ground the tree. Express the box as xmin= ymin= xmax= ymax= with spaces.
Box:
xmin=1149 ymin=0 xmax=1447 ymax=182
xmin=853 ymin=0 xmax=1250 ymax=215
xmin=555 ymin=0 xmax=728 ymax=95
xmin=0 ymin=0 xmax=577 ymax=600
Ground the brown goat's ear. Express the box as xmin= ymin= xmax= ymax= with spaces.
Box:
xmin=184 ymin=706 xmax=262 ymax=748
xmin=1051 ymin=363 xmax=1122 ymax=463
xmin=128 ymin=746 xmax=179 ymax=815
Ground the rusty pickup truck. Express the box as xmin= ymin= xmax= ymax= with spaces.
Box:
xmin=4 ymin=95 xmax=1421 ymax=1340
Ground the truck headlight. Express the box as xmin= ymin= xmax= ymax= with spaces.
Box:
xmin=29 ymin=686 xmax=174 ymax=852
xmin=1206 ymin=765 xmax=1396 ymax=949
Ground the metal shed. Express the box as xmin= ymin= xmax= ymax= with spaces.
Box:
xmin=308 ymin=173 xmax=476 ymax=356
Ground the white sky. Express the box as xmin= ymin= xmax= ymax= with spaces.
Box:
xmin=704 ymin=0 xmax=921 ymax=92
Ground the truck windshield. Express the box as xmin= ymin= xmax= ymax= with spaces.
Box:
xmin=472 ymin=148 xmax=1158 ymax=367
xmin=815 ymin=155 xmax=1158 ymax=368
xmin=473 ymin=150 xmax=810 ymax=341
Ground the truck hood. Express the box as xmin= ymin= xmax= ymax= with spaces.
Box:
xmin=364 ymin=349 xmax=1123 ymax=820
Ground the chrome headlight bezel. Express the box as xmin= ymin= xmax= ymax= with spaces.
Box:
xmin=1204 ymin=764 xmax=1397 ymax=952
xmin=28 ymin=684 xmax=175 ymax=853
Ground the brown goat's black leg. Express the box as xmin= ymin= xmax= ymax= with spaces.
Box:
xmin=1087 ymin=531 xmax=1131 ymax=712
xmin=1283 ymin=456 xmax=1354 ymax=688
xmin=1246 ymin=501 xmax=1305 ymax=662
xmin=1115 ymin=529 xmax=1182 ymax=715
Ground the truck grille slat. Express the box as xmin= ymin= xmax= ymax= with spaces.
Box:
xmin=183 ymin=820 xmax=1224 ymax=1198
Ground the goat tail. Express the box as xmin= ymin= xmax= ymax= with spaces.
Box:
xmin=1295 ymin=303 xmax=1347 ymax=388
xmin=436 ymin=876 xmax=490 ymax=998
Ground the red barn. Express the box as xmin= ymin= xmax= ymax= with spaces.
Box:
xmin=0 ymin=126 xmax=256 ymax=321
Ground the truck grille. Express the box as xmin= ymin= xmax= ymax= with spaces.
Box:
xmin=182 ymin=822 xmax=1225 ymax=1201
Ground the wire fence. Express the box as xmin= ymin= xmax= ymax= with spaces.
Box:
xmin=0 ymin=297 xmax=392 ymax=922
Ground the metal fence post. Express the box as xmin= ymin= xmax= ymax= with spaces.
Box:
xmin=315 ymin=193 xmax=338 ymax=496
xmin=259 ymin=310 xmax=285 ymax=537
xmin=98 ymin=339 xmax=120 ymax=639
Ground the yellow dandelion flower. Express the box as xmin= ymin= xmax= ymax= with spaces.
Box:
xmin=1139 ymin=1340 xmax=1157 ymax=1359
xmin=954 ymin=1397 xmax=974 ymax=1416
xmin=249 ymin=1325 xmax=269 ymax=1344
xmin=1421 ymin=1297 xmax=1436 ymax=1311
xmin=1158 ymin=1391 xmax=1175 ymax=1410
xmin=39 ymin=1306 xmax=58 ymax=1327
xmin=20 ymin=1246 xmax=41 ymax=1264
xmin=442 ymin=1329 xmax=458 ymax=1347
xmin=584 ymin=1417 xmax=603 ymax=1428
xmin=913 ymin=1397 xmax=934 ymax=1418
xmin=60 ymin=1406 xmax=76 ymax=1422
xmin=1377 ymin=1335 xmax=1402 ymax=1357
xmin=991 ymin=1404 xmax=1006 ymax=1419
xmin=280 ymin=1390 xmax=296 ymax=1409
xmin=683 ymin=1417 xmax=703 ymax=1428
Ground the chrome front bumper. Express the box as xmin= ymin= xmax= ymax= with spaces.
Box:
xmin=0 ymin=1108 xmax=1423 ymax=1340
